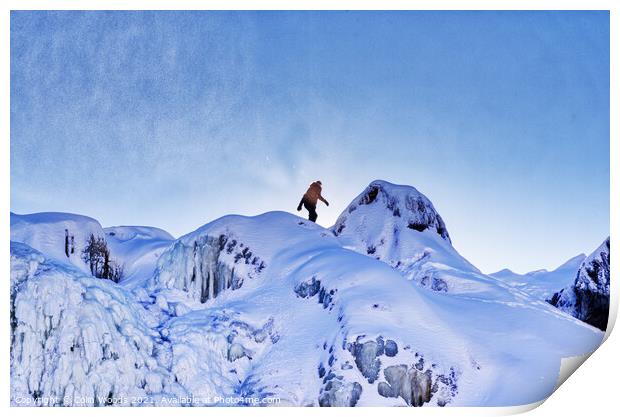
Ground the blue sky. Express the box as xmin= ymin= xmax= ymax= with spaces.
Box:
xmin=10 ymin=11 xmax=609 ymax=273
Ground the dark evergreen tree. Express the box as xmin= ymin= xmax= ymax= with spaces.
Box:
xmin=82 ymin=234 xmax=123 ymax=282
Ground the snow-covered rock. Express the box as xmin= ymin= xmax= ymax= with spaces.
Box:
xmin=152 ymin=220 xmax=266 ymax=304
xmin=10 ymin=242 xmax=184 ymax=406
xmin=490 ymin=254 xmax=586 ymax=300
xmin=332 ymin=180 xmax=504 ymax=295
xmin=549 ymin=238 xmax=610 ymax=331
xmin=333 ymin=180 xmax=451 ymax=243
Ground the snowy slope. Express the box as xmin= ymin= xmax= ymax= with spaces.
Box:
xmin=490 ymin=254 xmax=586 ymax=300
xmin=549 ymin=238 xmax=610 ymax=331
xmin=105 ymin=226 xmax=174 ymax=289
xmin=11 ymin=212 xmax=106 ymax=274
xmin=149 ymin=212 xmax=468 ymax=405
xmin=147 ymin=209 xmax=603 ymax=406
xmin=9 ymin=182 xmax=607 ymax=407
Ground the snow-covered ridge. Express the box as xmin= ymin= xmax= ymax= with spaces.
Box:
xmin=9 ymin=181 xmax=609 ymax=407
xmin=10 ymin=213 xmax=175 ymax=289
xmin=490 ymin=254 xmax=586 ymax=300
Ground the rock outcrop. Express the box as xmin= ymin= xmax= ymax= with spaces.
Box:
xmin=549 ymin=238 xmax=610 ymax=331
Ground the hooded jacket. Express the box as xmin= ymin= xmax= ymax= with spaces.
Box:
xmin=301 ymin=181 xmax=328 ymax=207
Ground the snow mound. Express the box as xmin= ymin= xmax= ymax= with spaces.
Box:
xmin=11 ymin=212 xmax=105 ymax=274
xmin=10 ymin=242 xmax=184 ymax=406
xmin=490 ymin=254 xmax=586 ymax=300
xmin=151 ymin=213 xmax=283 ymax=304
xmin=105 ymin=226 xmax=174 ymax=289
xmin=330 ymin=181 xmax=490 ymax=294
xmin=150 ymin=212 xmax=470 ymax=406
xmin=549 ymin=238 xmax=610 ymax=331
xmin=333 ymin=180 xmax=450 ymax=242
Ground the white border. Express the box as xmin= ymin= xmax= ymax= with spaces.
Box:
xmin=1 ymin=1 xmax=616 ymax=416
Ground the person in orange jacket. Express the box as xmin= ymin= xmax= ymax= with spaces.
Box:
xmin=297 ymin=180 xmax=329 ymax=222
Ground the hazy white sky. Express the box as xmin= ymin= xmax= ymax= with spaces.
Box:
xmin=11 ymin=11 xmax=609 ymax=273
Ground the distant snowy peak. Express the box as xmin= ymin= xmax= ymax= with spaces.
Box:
xmin=549 ymin=238 xmax=610 ymax=331
xmin=491 ymin=255 xmax=587 ymax=280
xmin=491 ymin=254 xmax=584 ymax=278
xmin=490 ymin=254 xmax=586 ymax=301
xmin=333 ymin=180 xmax=450 ymax=243
xmin=535 ymin=254 xmax=586 ymax=276
xmin=489 ymin=268 xmax=515 ymax=278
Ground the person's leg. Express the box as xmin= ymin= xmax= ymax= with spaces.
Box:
xmin=304 ymin=202 xmax=318 ymax=222
xmin=309 ymin=208 xmax=318 ymax=222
